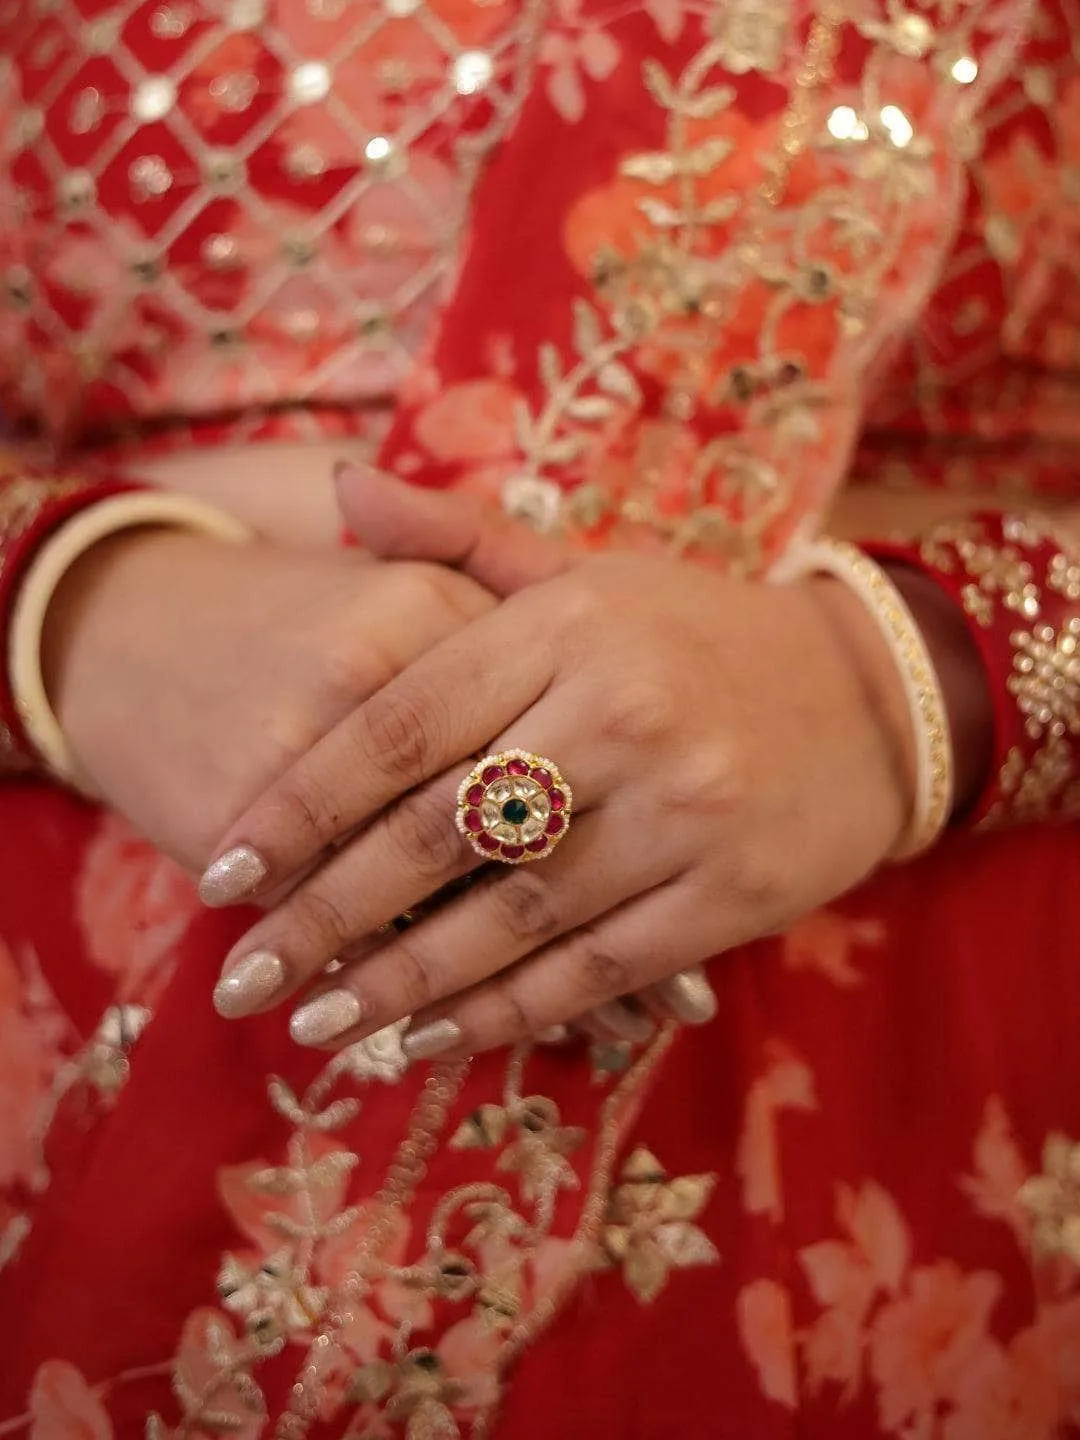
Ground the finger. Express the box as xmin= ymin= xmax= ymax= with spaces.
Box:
xmin=333 ymin=462 xmax=578 ymax=596
xmin=200 ymin=591 xmax=559 ymax=907
xmin=212 ymin=703 xmax=616 ymax=1018
xmin=642 ymin=967 xmax=719 ymax=1026
xmin=397 ymin=881 xmax=719 ymax=1060
xmin=281 ymin=799 xmax=673 ymax=1044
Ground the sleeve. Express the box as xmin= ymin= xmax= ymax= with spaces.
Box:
xmin=375 ymin=0 xmax=1034 ymax=574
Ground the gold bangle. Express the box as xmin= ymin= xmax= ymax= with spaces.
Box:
xmin=8 ymin=491 xmax=251 ymax=793
xmin=781 ymin=538 xmax=954 ymax=860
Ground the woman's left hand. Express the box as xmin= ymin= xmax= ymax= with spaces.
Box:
xmin=203 ymin=487 xmax=916 ymax=1060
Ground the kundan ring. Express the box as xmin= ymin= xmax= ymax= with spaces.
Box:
xmin=456 ymin=750 xmax=573 ymax=864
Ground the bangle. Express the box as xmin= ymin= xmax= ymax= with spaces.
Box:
xmin=865 ymin=514 xmax=1080 ymax=830
xmin=8 ymin=490 xmax=251 ymax=792
xmin=782 ymin=538 xmax=954 ymax=859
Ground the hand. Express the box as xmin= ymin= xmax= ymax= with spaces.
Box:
xmin=202 ymin=515 xmax=915 ymax=1057
xmin=44 ymin=527 xmax=493 ymax=872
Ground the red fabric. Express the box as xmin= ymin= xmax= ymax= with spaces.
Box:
xmin=1 ymin=1 xmax=1080 ymax=1437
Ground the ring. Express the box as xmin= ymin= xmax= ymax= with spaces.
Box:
xmin=456 ymin=750 xmax=573 ymax=864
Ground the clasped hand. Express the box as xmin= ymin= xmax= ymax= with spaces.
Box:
xmin=204 ymin=467 xmax=912 ymax=1061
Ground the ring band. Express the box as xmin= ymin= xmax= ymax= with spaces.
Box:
xmin=456 ymin=750 xmax=573 ymax=864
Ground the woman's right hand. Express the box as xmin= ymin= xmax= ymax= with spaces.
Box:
xmin=43 ymin=526 xmax=494 ymax=873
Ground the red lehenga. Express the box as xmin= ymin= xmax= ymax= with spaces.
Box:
xmin=4 ymin=1 xmax=1080 ymax=1437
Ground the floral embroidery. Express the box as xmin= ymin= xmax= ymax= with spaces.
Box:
xmin=595 ymin=1146 xmax=718 ymax=1303
xmin=781 ymin=908 xmax=885 ymax=988
xmin=76 ymin=811 xmax=201 ymax=1003
xmin=1019 ymin=1132 xmax=1080 ymax=1265
xmin=737 ymin=1040 xmax=817 ymax=1223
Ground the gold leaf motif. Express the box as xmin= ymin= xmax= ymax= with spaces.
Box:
xmin=620 ymin=150 xmax=678 ymax=184
xmin=571 ymin=297 xmax=603 ymax=355
xmin=566 ymin=395 xmax=615 ymax=421
xmin=450 ymin=1102 xmax=509 ymax=1150
xmin=598 ymin=1147 xmax=718 ymax=1304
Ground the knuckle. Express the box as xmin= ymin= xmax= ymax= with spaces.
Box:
xmin=491 ymin=976 xmax=541 ymax=1041
xmin=360 ymin=682 xmax=437 ymax=781
xmin=287 ymin=884 xmax=357 ymax=955
xmin=600 ymin=677 xmax=675 ymax=748
xmin=412 ymin=562 xmax=489 ymax=624
xmin=726 ymin=844 xmax=786 ymax=918
xmin=381 ymin=788 xmax=465 ymax=878
xmin=274 ymin=772 xmax=345 ymax=849
xmin=576 ymin=935 xmax=633 ymax=1000
xmin=661 ymin=744 xmax=744 ymax=817
xmin=488 ymin=871 xmax=563 ymax=947
xmin=388 ymin=934 xmax=439 ymax=1011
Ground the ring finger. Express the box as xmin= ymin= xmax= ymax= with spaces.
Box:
xmin=212 ymin=715 xmax=620 ymax=1019
xmin=283 ymin=795 xmax=675 ymax=1046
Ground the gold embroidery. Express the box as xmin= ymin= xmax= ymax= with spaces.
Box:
xmin=920 ymin=513 xmax=1080 ymax=825
xmin=495 ymin=0 xmax=1014 ymax=571
xmin=596 ymin=1146 xmax=718 ymax=1304
xmin=1019 ymin=1133 xmax=1080 ymax=1264
xmin=135 ymin=1023 xmax=678 ymax=1439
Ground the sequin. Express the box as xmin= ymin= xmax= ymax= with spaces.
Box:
xmin=128 ymin=155 xmax=173 ymax=199
xmin=69 ymin=87 xmax=103 ymax=134
xmin=288 ymin=61 xmax=332 ymax=105
xmin=364 ymin=135 xmax=394 ymax=164
xmin=452 ymin=49 xmax=494 ymax=94
xmin=150 ymin=6 xmax=192 ymax=39
xmin=131 ymin=76 xmax=177 ymax=122
xmin=209 ymin=71 xmax=258 ymax=111
xmin=203 ymin=233 xmax=239 ymax=267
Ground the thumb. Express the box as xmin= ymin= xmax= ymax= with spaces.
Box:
xmin=334 ymin=461 xmax=576 ymax=596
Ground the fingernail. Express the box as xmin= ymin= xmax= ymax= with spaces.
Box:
xmin=289 ymin=989 xmax=364 ymax=1047
xmin=536 ymin=1023 xmax=572 ymax=1045
xmin=401 ymin=1018 xmax=463 ymax=1061
xmin=199 ymin=845 xmax=268 ymax=907
xmin=213 ymin=949 xmax=286 ymax=1018
xmin=591 ymin=1000 xmax=655 ymax=1043
xmin=657 ymin=967 xmax=718 ymax=1025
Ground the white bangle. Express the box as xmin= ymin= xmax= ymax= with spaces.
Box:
xmin=781 ymin=538 xmax=954 ymax=860
xmin=8 ymin=491 xmax=251 ymax=794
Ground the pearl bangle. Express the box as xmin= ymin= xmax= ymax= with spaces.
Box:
xmin=781 ymin=538 xmax=954 ymax=860
xmin=8 ymin=491 xmax=251 ymax=794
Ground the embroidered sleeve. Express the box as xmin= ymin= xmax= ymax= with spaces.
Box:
xmin=379 ymin=0 xmax=1033 ymax=575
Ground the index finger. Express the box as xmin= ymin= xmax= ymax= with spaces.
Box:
xmin=198 ymin=593 xmax=557 ymax=907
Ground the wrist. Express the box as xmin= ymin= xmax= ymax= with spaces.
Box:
xmin=805 ymin=576 xmax=917 ymax=853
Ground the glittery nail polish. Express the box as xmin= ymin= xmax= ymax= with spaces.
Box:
xmin=213 ymin=949 xmax=285 ymax=1018
xmin=401 ymin=1018 xmax=463 ymax=1061
xmin=591 ymin=1000 xmax=655 ymax=1042
xmin=657 ymin=967 xmax=718 ymax=1025
xmin=199 ymin=845 xmax=269 ymax=907
xmin=289 ymin=989 xmax=364 ymax=1047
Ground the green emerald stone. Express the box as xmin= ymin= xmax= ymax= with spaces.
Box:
xmin=502 ymin=798 xmax=530 ymax=826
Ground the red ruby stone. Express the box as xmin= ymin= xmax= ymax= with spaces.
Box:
xmin=482 ymin=765 xmax=505 ymax=784
xmin=526 ymin=838 xmax=549 ymax=853
xmin=464 ymin=810 xmax=483 ymax=833
xmin=549 ymin=790 xmax=566 ymax=811
xmin=501 ymin=844 xmax=525 ymax=860
xmin=545 ymin=816 xmax=564 ymax=836
xmin=507 ymin=758 xmax=529 ymax=776
xmin=532 ymin=768 xmax=553 ymax=788
xmin=466 ymin=784 xmax=485 ymax=805
xmin=477 ymin=833 xmax=500 ymax=852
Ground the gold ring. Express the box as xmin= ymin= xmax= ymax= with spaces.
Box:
xmin=456 ymin=750 xmax=572 ymax=864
